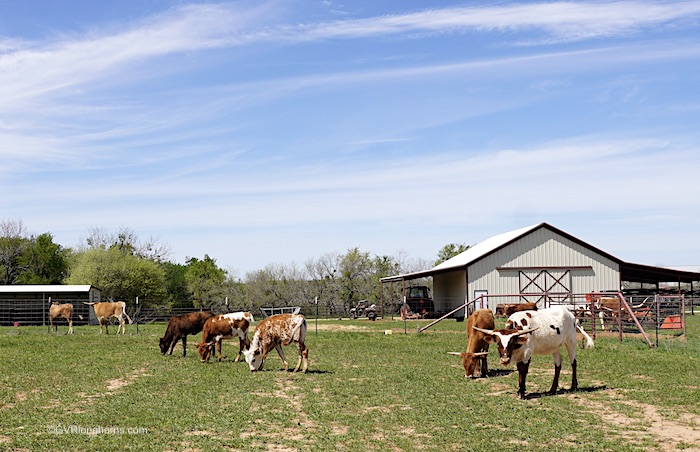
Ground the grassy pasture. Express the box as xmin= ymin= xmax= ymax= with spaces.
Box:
xmin=0 ymin=316 xmax=698 ymax=451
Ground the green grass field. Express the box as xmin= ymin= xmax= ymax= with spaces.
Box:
xmin=1 ymin=315 xmax=698 ymax=451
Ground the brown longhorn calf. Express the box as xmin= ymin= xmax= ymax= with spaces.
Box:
xmin=195 ymin=312 xmax=253 ymax=363
xmin=160 ymin=311 xmax=214 ymax=357
xmin=448 ymin=308 xmax=494 ymax=378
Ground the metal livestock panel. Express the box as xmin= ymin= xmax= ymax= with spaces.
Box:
xmin=467 ymin=227 xmax=620 ymax=311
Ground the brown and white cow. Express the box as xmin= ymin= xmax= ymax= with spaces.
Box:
xmin=49 ymin=301 xmax=74 ymax=334
xmin=448 ymin=308 xmax=495 ymax=378
xmin=83 ymin=301 xmax=132 ymax=334
xmin=195 ymin=312 xmax=253 ymax=363
xmin=160 ymin=311 xmax=214 ymax=357
xmin=503 ymin=302 xmax=538 ymax=317
xmin=595 ymin=296 xmax=647 ymax=331
xmin=243 ymin=313 xmax=308 ymax=373
xmin=474 ymin=306 xmax=594 ymax=399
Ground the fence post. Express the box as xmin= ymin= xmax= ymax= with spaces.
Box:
xmin=135 ymin=296 xmax=139 ymax=335
xmin=315 ymin=297 xmax=318 ymax=337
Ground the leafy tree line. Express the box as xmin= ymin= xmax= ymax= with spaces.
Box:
xmin=0 ymin=219 xmax=469 ymax=314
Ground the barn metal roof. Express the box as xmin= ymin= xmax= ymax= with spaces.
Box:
xmin=381 ymin=222 xmax=700 ymax=285
xmin=0 ymin=285 xmax=97 ymax=293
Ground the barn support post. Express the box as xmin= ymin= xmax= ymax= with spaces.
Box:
xmin=379 ymin=283 xmax=384 ymax=320
xmin=617 ymin=295 xmax=623 ymax=344
xmin=682 ymin=295 xmax=686 ymax=336
xmin=655 ymin=295 xmax=660 ymax=347
xmin=45 ymin=294 xmax=49 ymax=333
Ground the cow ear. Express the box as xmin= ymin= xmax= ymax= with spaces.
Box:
xmin=516 ymin=336 xmax=529 ymax=344
xmin=483 ymin=335 xmax=496 ymax=344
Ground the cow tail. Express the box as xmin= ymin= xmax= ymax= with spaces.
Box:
xmin=122 ymin=303 xmax=133 ymax=324
xmin=576 ymin=321 xmax=595 ymax=350
xmin=291 ymin=317 xmax=306 ymax=342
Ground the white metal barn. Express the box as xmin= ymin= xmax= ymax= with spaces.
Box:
xmin=383 ymin=222 xmax=700 ymax=319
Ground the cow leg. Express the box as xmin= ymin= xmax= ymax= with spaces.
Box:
xmin=68 ymin=318 xmax=73 ymax=335
xmin=480 ymin=346 xmax=489 ymax=377
xmin=564 ymin=334 xmax=579 ymax=392
xmin=234 ymin=337 xmax=245 ymax=362
xmin=599 ymin=312 xmax=606 ymax=331
xmin=275 ymin=344 xmax=289 ymax=371
xmin=293 ymin=342 xmax=308 ymax=373
xmin=570 ymin=359 xmax=579 ymax=391
xmin=301 ymin=346 xmax=309 ymax=374
xmin=100 ymin=318 xmax=106 ymax=334
xmin=50 ymin=317 xmax=55 ymax=333
xmin=217 ymin=340 xmax=223 ymax=362
xmin=181 ymin=336 xmax=187 ymax=357
xmin=117 ymin=317 xmax=125 ymax=334
xmin=548 ymin=351 xmax=563 ymax=395
xmin=168 ymin=337 xmax=178 ymax=356
xmin=516 ymin=360 xmax=530 ymax=399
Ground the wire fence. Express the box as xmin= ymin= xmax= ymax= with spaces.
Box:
xmin=3 ymin=293 xmax=697 ymax=346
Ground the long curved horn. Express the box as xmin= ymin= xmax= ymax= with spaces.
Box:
xmin=472 ymin=326 xmax=496 ymax=335
xmin=513 ymin=327 xmax=538 ymax=336
xmin=472 ymin=351 xmax=489 ymax=357
xmin=447 ymin=352 xmax=463 ymax=356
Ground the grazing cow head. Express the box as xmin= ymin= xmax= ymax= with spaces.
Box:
xmin=159 ymin=338 xmax=168 ymax=355
xmin=196 ymin=341 xmax=214 ymax=362
xmin=243 ymin=348 xmax=264 ymax=372
xmin=447 ymin=351 xmax=489 ymax=378
xmin=472 ymin=327 xmax=538 ymax=366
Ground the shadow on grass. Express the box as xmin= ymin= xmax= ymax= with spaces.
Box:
xmin=524 ymin=385 xmax=608 ymax=400
xmin=484 ymin=369 xmax=514 ymax=378
xmin=260 ymin=368 xmax=333 ymax=375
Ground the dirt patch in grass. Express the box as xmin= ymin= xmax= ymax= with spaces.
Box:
xmin=314 ymin=324 xmax=375 ymax=332
xmin=106 ymin=367 xmax=149 ymax=391
xmin=66 ymin=367 xmax=150 ymax=412
xmin=240 ymin=377 xmax=316 ymax=449
xmin=568 ymin=388 xmax=700 ymax=451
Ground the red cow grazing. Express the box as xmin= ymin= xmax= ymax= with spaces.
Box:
xmin=244 ymin=314 xmax=308 ymax=373
xmin=504 ymin=302 xmax=538 ymax=317
xmin=49 ymin=301 xmax=74 ymax=334
xmin=83 ymin=301 xmax=132 ymax=334
xmin=448 ymin=308 xmax=495 ymax=378
xmin=474 ymin=306 xmax=595 ymax=399
xmin=195 ymin=312 xmax=254 ymax=363
xmin=160 ymin=311 xmax=214 ymax=357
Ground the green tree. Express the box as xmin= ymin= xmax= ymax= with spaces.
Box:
xmin=338 ymin=248 xmax=374 ymax=310
xmin=161 ymin=261 xmax=192 ymax=308
xmin=17 ymin=233 xmax=68 ymax=284
xmin=66 ymin=247 xmax=166 ymax=305
xmin=185 ymin=255 xmax=226 ymax=308
xmin=0 ymin=219 xmax=30 ymax=284
xmin=434 ymin=242 xmax=471 ymax=266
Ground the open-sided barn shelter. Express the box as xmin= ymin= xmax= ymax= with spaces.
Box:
xmin=0 ymin=285 xmax=101 ymax=327
xmin=383 ymin=222 xmax=700 ymax=320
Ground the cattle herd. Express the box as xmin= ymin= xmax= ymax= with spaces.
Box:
xmin=49 ymin=299 xmax=597 ymax=395
xmin=159 ymin=311 xmax=309 ymax=373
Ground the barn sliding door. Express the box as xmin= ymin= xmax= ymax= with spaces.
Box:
xmin=519 ymin=269 xmax=572 ymax=305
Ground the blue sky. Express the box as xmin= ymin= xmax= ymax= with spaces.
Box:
xmin=2 ymin=1 xmax=699 ymax=275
